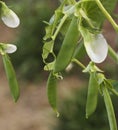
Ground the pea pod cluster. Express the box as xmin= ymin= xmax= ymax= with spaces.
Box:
xmin=43 ymin=1 xmax=118 ymax=129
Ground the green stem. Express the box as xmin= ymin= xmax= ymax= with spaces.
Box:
xmin=52 ymin=14 xmax=68 ymax=40
xmin=95 ymin=0 xmax=118 ymax=32
xmin=108 ymin=87 xmax=118 ymax=97
xmin=72 ymin=58 xmax=86 ymax=69
xmin=108 ymin=45 xmax=118 ymax=63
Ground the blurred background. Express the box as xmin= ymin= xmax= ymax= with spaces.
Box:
xmin=0 ymin=0 xmax=118 ymax=130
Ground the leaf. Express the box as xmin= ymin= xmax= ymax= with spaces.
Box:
xmin=81 ymin=0 xmax=117 ymax=29
xmin=42 ymin=40 xmax=54 ymax=60
xmin=47 ymin=72 xmax=59 ymax=117
xmin=75 ymin=0 xmax=117 ymax=35
xmin=101 ymin=0 xmax=117 ymax=14
xmin=106 ymin=79 xmax=118 ymax=96
xmin=2 ymin=54 xmax=20 ymax=102
xmin=43 ymin=0 xmax=67 ymax=41
xmin=44 ymin=60 xmax=55 ymax=71
xmin=43 ymin=25 xmax=53 ymax=41
xmin=86 ymin=72 xmax=99 ymax=118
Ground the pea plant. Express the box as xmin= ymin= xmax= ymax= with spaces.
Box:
xmin=42 ymin=0 xmax=118 ymax=130
xmin=0 ymin=1 xmax=20 ymax=102
xmin=0 ymin=0 xmax=118 ymax=130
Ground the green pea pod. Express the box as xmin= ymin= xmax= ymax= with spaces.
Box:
xmin=54 ymin=16 xmax=79 ymax=73
xmin=2 ymin=54 xmax=20 ymax=102
xmin=73 ymin=42 xmax=86 ymax=60
xmin=86 ymin=72 xmax=98 ymax=118
xmin=47 ymin=72 xmax=59 ymax=117
xmin=103 ymin=86 xmax=117 ymax=130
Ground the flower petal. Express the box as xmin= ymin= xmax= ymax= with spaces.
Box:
xmin=1 ymin=9 xmax=20 ymax=28
xmin=4 ymin=44 xmax=17 ymax=53
xmin=84 ymin=34 xmax=108 ymax=63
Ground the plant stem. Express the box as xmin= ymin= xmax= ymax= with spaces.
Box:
xmin=108 ymin=88 xmax=118 ymax=97
xmin=52 ymin=14 xmax=68 ymax=40
xmin=108 ymin=45 xmax=118 ymax=63
xmin=72 ymin=58 xmax=86 ymax=69
xmin=95 ymin=0 xmax=118 ymax=32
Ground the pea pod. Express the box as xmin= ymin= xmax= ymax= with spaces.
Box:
xmin=103 ymin=86 xmax=117 ymax=130
xmin=86 ymin=72 xmax=98 ymax=118
xmin=54 ymin=16 xmax=79 ymax=73
xmin=73 ymin=42 xmax=86 ymax=60
xmin=47 ymin=72 xmax=59 ymax=116
xmin=2 ymin=53 xmax=20 ymax=102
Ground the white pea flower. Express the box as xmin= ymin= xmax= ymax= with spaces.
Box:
xmin=4 ymin=44 xmax=17 ymax=53
xmin=84 ymin=34 xmax=108 ymax=63
xmin=1 ymin=2 xmax=20 ymax=28
xmin=0 ymin=43 xmax=17 ymax=54
xmin=1 ymin=10 xmax=20 ymax=28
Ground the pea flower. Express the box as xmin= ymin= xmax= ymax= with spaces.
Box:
xmin=0 ymin=43 xmax=17 ymax=54
xmin=84 ymin=33 xmax=108 ymax=63
xmin=80 ymin=26 xmax=108 ymax=63
xmin=0 ymin=2 xmax=20 ymax=28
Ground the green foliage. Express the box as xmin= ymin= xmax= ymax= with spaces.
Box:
xmin=0 ymin=1 xmax=20 ymax=102
xmin=10 ymin=0 xmax=57 ymax=80
xmin=53 ymin=87 xmax=118 ymax=130
xmin=43 ymin=1 xmax=118 ymax=129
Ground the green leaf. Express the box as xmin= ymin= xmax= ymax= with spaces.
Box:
xmin=42 ymin=40 xmax=54 ymax=60
xmin=47 ymin=72 xmax=59 ymax=117
xmin=43 ymin=24 xmax=53 ymax=41
xmin=105 ymin=79 xmax=118 ymax=96
xmin=86 ymin=72 xmax=99 ymax=118
xmin=76 ymin=0 xmax=117 ymax=32
xmin=101 ymin=0 xmax=117 ymax=14
xmin=44 ymin=60 xmax=55 ymax=71
xmin=43 ymin=0 xmax=68 ymax=41
xmin=2 ymin=54 xmax=20 ymax=102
